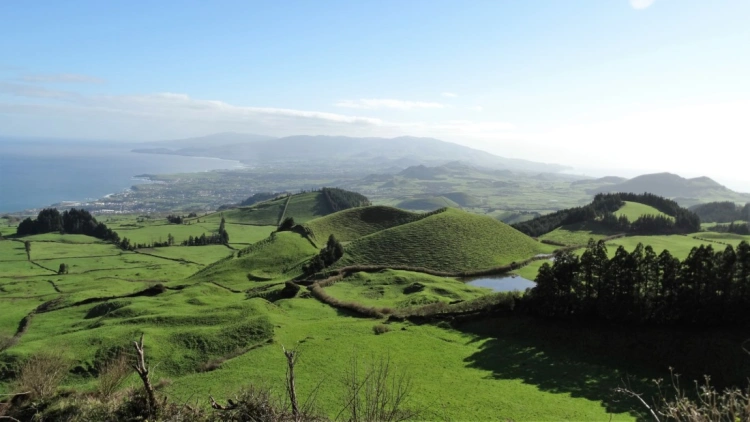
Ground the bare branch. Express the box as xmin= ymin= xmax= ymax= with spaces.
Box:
xmin=132 ymin=333 xmax=158 ymax=416
xmin=614 ymin=387 xmax=661 ymax=422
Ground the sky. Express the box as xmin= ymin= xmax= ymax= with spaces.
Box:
xmin=1 ymin=0 xmax=750 ymax=189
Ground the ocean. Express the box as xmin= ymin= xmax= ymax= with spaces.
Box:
xmin=0 ymin=138 xmax=242 ymax=214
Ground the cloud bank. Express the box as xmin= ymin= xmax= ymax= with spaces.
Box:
xmin=629 ymin=0 xmax=655 ymax=10
xmin=334 ymin=98 xmax=445 ymax=110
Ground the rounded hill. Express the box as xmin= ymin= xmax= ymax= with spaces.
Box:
xmin=397 ymin=196 xmax=460 ymax=211
xmin=208 ymin=188 xmax=369 ymax=226
xmin=339 ymin=208 xmax=553 ymax=272
xmin=304 ymin=206 xmax=420 ymax=242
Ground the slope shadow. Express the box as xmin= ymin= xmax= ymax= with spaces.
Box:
xmin=458 ymin=317 xmax=658 ymax=420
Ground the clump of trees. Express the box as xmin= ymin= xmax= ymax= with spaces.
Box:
xmin=528 ymin=239 xmax=750 ymax=326
xmin=321 ymin=187 xmax=371 ymax=211
xmin=166 ymin=214 xmax=183 ymax=224
xmin=513 ymin=193 xmax=701 ymax=237
xmin=16 ymin=208 xmax=120 ymax=243
xmin=303 ymin=235 xmax=344 ymax=275
xmin=708 ymin=222 xmax=750 ymax=235
xmin=240 ymin=192 xmax=278 ymax=206
xmin=277 ymin=217 xmax=295 ymax=232
xmin=691 ymin=201 xmax=750 ymax=223
xmin=181 ymin=217 xmax=229 ymax=246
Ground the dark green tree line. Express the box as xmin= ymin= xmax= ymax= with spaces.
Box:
xmin=513 ymin=193 xmax=701 ymax=237
xmin=303 ymin=234 xmax=344 ymax=275
xmin=528 ymin=239 xmax=750 ymax=326
xmin=17 ymin=208 xmax=120 ymax=243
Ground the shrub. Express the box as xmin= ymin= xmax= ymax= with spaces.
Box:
xmin=403 ymin=282 xmax=425 ymax=294
xmin=0 ymin=335 xmax=17 ymax=352
xmin=96 ymin=353 xmax=132 ymax=400
xmin=373 ymin=324 xmax=391 ymax=335
xmin=280 ymin=281 xmax=302 ymax=298
xmin=618 ymin=369 xmax=750 ymax=422
xmin=15 ymin=351 xmax=71 ymax=400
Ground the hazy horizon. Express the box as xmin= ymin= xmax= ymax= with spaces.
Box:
xmin=4 ymin=133 xmax=750 ymax=194
xmin=2 ymin=0 xmax=749 ymax=187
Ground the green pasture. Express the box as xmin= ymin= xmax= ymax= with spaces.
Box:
xmin=614 ymin=201 xmax=672 ymax=221
xmin=166 ymin=297 xmax=639 ymax=421
xmin=605 ymin=235 xmax=719 ymax=259
xmin=0 ymin=212 xmax=679 ymax=420
xmin=539 ymin=221 xmax=617 ymax=246
xmin=135 ymin=245 xmax=233 ymax=266
xmin=323 ymin=270 xmax=491 ymax=308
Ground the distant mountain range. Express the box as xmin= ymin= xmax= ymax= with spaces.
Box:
xmin=585 ymin=173 xmax=750 ymax=206
xmin=133 ymin=132 xmax=569 ymax=173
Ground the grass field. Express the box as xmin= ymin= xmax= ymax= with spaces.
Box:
xmin=615 ymin=201 xmax=673 ymax=221
xmin=109 ymin=218 xmax=276 ymax=246
xmin=165 ymin=298 xmax=639 ymax=421
xmin=605 ymin=235 xmax=721 ymax=259
xmin=539 ymin=221 xmax=617 ymax=246
xmin=208 ymin=191 xmax=338 ymax=227
xmin=324 ymin=269 xmax=491 ymax=308
xmin=0 ymin=215 xmax=672 ymax=420
xmin=339 ymin=208 xmax=555 ymax=272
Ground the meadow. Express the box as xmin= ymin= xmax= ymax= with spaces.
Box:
xmin=614 ymin=201 xmax=672 ymax=221
xmin=9 ymin=194 xmax=739 ymax=420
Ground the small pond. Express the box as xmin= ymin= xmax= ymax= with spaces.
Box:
xmin=463 ymin=275 xmax=535 ymax=292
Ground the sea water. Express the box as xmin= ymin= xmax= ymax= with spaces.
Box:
xmin=0 ymin=138 xmax=241 ymax=213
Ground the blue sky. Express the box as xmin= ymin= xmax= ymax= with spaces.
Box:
xmin=1 ymin=0 xmax=750 ymax=187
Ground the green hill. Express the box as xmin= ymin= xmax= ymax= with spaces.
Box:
xmin=304 ymin=206 xmax=420 ymax=242
xmin=397 ymin=196 xmax=460 ymax=211
xmin=442 ymin=192 xmax=483 ymax=207
xmin=213 ymin=195 xmax=288 ymax=225
xmin=614 ymin=201 xmax=673 ymax=221
xmin=210 ymin=189 xmax=368 ymax=226
xmin=191 ymin=231 xmax=317 ymax=288
xmin=339 ymin=208 xmax=553 ymax=272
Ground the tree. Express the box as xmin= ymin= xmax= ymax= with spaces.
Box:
xmin=278 ymin=217 xmax=295 ymax=232
xmin=219 ymin=216 xmax=229 ymax=244
xmin=24 ymin=240 xmax=31 ymax=260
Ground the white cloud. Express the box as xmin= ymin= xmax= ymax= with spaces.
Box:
xmin=334 ymin=98 xmax=445 ymax=110
xmin=441 ymin=92 xmax=458 ymax=98
xmin=0 ymin=82 xmax=81 ymax=100
xmin=520 ymin=100 xmax=750 ymax=182
xmin=21 ymin=73 xmax=105 ymax=84
xmin=470 ymin=106 xmax=484 ymax=112
xmin=629 ymin=0 xmax=655 ymax=10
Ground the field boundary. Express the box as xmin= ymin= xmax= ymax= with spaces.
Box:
xmin=133 ymin=249 xmax=205 ymax=266
xmin=277 ymin=194 xmax=292 ymax=226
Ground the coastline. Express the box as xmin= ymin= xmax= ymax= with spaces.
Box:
xmin=2 ymin=151 xmax=245 ymax=216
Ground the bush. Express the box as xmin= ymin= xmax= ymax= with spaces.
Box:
xmin=96 ymin=353 xmax=132 ymax=400
xmin=373 ymin=324 xmax=391 ymax=335
xmin=15 ymin=351 xmax=71 ymax=400
xmin=0 ymin=335 xmax=17 ymax=352
xmin=403 ymin=282 xmax=425 ymax=294
xmin=280 ymin=281 xmax=302 ymax=298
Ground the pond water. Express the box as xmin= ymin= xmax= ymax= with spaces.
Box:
xmin=464 ymin=275 xmax=536 ymax=292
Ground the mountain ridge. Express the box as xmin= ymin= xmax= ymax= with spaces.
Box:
xmin=132 ymin=132 xmax=569 ymax=173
